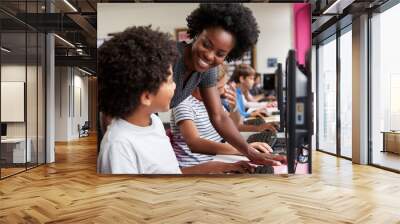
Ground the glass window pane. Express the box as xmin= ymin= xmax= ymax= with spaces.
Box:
xmin=1 ymin=31 xmax=28 ymax=177
xmin=1 ymin=1 xmax=46 ymax=179
xmin=38 ymin=33 xmax=45 ymax=165
xmin=340 ymin=29 xmax=352 ymax=158
xmin=318 ymin=37 xmax=337 ymax=154
xmin=371 ymin=3 xmax=400 ymax=171
xmin=27 ymin=31 xmax=38 ymax=169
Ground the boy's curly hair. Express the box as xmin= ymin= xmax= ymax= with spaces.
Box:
xmin=186 ymin=3 xmax=259 ymax=62
xmin=231 ymin=64 xmax=256 ymax=84
xmin=98 ymin=26 xmax=178 ymax=118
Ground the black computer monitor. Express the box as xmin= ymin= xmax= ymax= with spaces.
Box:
xmin=285 ymin=49 xmax=312 ymax=174
xmin=263 ymin=73 xmax=276 ymax=92
xmin=275 ymin=63 xmax=285 ymax=132
xmin=1 ymin=123 xmax=7 ymax=137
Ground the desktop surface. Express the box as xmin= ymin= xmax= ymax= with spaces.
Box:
xmin=276 ymin=132 xmax=285 ymax=138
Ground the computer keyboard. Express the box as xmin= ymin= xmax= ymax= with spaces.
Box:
xmin=269 ymin=136 xmax=286 ymax=153
xmin=244 ymin=117 xmax=266 ymax=126
xmin=247 ymin=131 xmax=286 ymax=152
xmin=253 ymin=165 xmax=274 ymax=174
xmin=246 ymin=131 xmax=273 ymax=144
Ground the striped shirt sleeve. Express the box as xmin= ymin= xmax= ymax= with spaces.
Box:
xmin=172 ymin=99 xmax=196 ymax=125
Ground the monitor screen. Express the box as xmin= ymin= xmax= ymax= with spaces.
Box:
xmin=263 ymin=73 xmax=276 ymax=91
xmin=1 ymin=123 xmax=7 ymax=137
xmin=275 ymin=63 xmax=285 ymax=132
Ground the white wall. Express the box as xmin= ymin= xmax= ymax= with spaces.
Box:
xmin=1 ymin=65 xmax=37 ymax=137
xmin=55 ymin=67 xmax=69 ymax=141
xmin=246 ymin=4 xmax=294 ymax=74
xmin=72 ymin=73 xmax=89 ymax=138
xmin=54 ymin=67 xmax=89 ymax=141
xmin=97 ymin=3 xmax=294 ymax=75
xmin=1 ymin=64 xmax=46 ymax=163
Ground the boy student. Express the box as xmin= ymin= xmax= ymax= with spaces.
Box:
xmin=97 ymin=26 xmax=255 ymax=174
xmin=218 ymin=66 xmax=277 ymax=133
xmin=232 ymin=64 xmax=272 ymax=118
xmin=170 ymin=65 xmax=285 ymax=168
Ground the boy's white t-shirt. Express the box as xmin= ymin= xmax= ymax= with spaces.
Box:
xmin=97 ymin=114 xmax=182 ymax=174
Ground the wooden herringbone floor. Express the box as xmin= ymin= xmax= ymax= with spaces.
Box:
xmin=1 ymin=135 xmax=400 ymax=223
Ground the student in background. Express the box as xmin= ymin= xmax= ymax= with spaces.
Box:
xmin=218 ymin=65 xmax=277 ymax=133
xmin=231 ymin=64 xmax=271 ymax=118
xmin=248 ymin=72 xmax=266 ymax=102
xmin=97 ymin=26 xmax=254 ymax=174
xmin=248 ymin=72 xmax=277 ymax=102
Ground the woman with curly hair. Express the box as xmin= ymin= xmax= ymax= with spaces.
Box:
xmin=170 ymin=3 xmax=285 ymax=166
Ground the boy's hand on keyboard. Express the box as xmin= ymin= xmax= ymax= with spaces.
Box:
xmin=228 ymin=161 xmax=257 ymax=173
xmin=224 ymin=161 xmax=256 ymax=174
xmin=250 ymin=110 xmax=267 ymax=118
xmin=249 ymin=142 xmax=273 ymax=153
xmin=256 ymin=123 xmax=277 ymax=133
xmin=246 ymin=145 xmax=285 ymax=166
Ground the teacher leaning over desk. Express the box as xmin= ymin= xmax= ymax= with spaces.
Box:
xmin=169 ymin=3 xmax=286 ymax=166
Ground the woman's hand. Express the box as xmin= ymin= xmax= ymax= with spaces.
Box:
xmin=250 ymin=110 xmax=267 ymax=118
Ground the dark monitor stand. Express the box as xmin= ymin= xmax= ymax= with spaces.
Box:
xmin=286 ymin=50 xmax=296 ymax=174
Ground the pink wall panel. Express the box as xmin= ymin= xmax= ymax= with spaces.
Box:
xmin=293 ymin=3 xmax=311 ymax=66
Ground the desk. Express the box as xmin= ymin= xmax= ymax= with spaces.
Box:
xmin=240 ymin=131 xmax=258 ymax=140
xmin=1 ymin=138 xmax=31 ymax=163
xmin=213 ymin=154 xmax=308 ymax=174
xmin=244 ymin=115 xmax=280 ymax=124
xmin=382 ymin=131 xmax=400 ymax=154
xmin=263 ymin=115 xmax=280 ymax=123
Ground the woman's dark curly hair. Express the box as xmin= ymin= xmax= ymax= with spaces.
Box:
xmin=98 ymin=26 xmax=178 ymax=118
xmin=186 ymin=3 xmax=259 ymax=62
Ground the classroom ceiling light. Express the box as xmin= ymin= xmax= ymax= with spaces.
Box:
xmin=63 ymin=0 xmax=78 ymax=12
xmin=1 ymin=47 xmax=11 ymax=53
xmin=54 ymin=34 xmax=75 ymax=48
